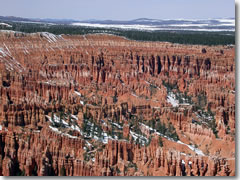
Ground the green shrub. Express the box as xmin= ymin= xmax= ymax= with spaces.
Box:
xmin=159 ymin=136 xmax=163 ymax=147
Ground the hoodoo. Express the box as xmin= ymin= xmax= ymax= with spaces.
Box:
xmin=0 ymin=31 xmax=235 ymax=176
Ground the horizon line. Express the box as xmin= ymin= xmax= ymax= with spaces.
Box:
xmin=0 ymin=15 xmax=235 ymax=22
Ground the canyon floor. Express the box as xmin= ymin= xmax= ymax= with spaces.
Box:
xmin=0 ymin=30 xmax=235 ymax=176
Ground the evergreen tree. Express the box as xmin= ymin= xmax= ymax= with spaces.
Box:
xmin=60 ymin=166 xmax=66 ymax=176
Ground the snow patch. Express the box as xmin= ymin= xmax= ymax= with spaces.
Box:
xmin=74 ymin=91 xmax=81 ymax=96
xmin=167 ymin=92 xmax=179 ymax=107
xmin=49 ymin=125 xmax=78 ymax=139
xmin=0 ymin=23 xmax=12 ymax=28
xmin=177 ymin=140 xmax=205 ymax=156
xmin=40 ymin=32 xmax=62 ymax=43
xmin=0 ymin=48 xmax=9 ymax=57
xmin=131 ymin=93 xmax=139 ymax=98
xmin=85 ymin=140 xmax=93 ymax=147
xmin=141 ymin=122 xmax=205 ymax=156
xmin=112 ymin=122 xmax=122 ymax=129
xmin=72 ymin=23 xmax=157 ymax=31
xmin=49 ymin=125 xmax=59 ymax=132
xmin=130 ymin=130 xmax=149 ymax=146
xmin=71 ymin=114 xmax=78 ymax=120
xmin=70 ymin=124 xmax=83 ymax=135
xmin=46 ymin=114 xmax=83 ymax=135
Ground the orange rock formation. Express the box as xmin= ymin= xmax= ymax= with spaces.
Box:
xmin=0 ymin=31 xmax=235 ymax=176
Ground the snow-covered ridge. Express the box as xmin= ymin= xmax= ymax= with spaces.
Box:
xmin=49 ymin=125 xmax=78 ymax=139
xmin=140 ymin=123 xmax=205 ymax=156
xmin=72 ymin=23 xmax=157 ymax=31
xmin=0 ymin=45 xmax=26 ymax=72
xmin=0 ymin=30 xmax=63 ymax=43
xmin=72 ymin=18 xmax=235 ymax=32
xmin=0 ymin=23 xmax=12 ymax=28
xmin=39 ymin=32 xmax=63 ymax=43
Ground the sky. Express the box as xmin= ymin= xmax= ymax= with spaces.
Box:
xmin=0 ymin=0 xmax=235 ymax=20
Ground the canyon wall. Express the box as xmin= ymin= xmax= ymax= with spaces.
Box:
xmin=0 ymin=31 xmax=235 ymax=176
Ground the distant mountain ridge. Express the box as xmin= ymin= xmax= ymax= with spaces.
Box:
xmin=0 ymin=15 xmax=235 ymax=32
xmin=0 ymin=16 xmax=79 ymax=24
